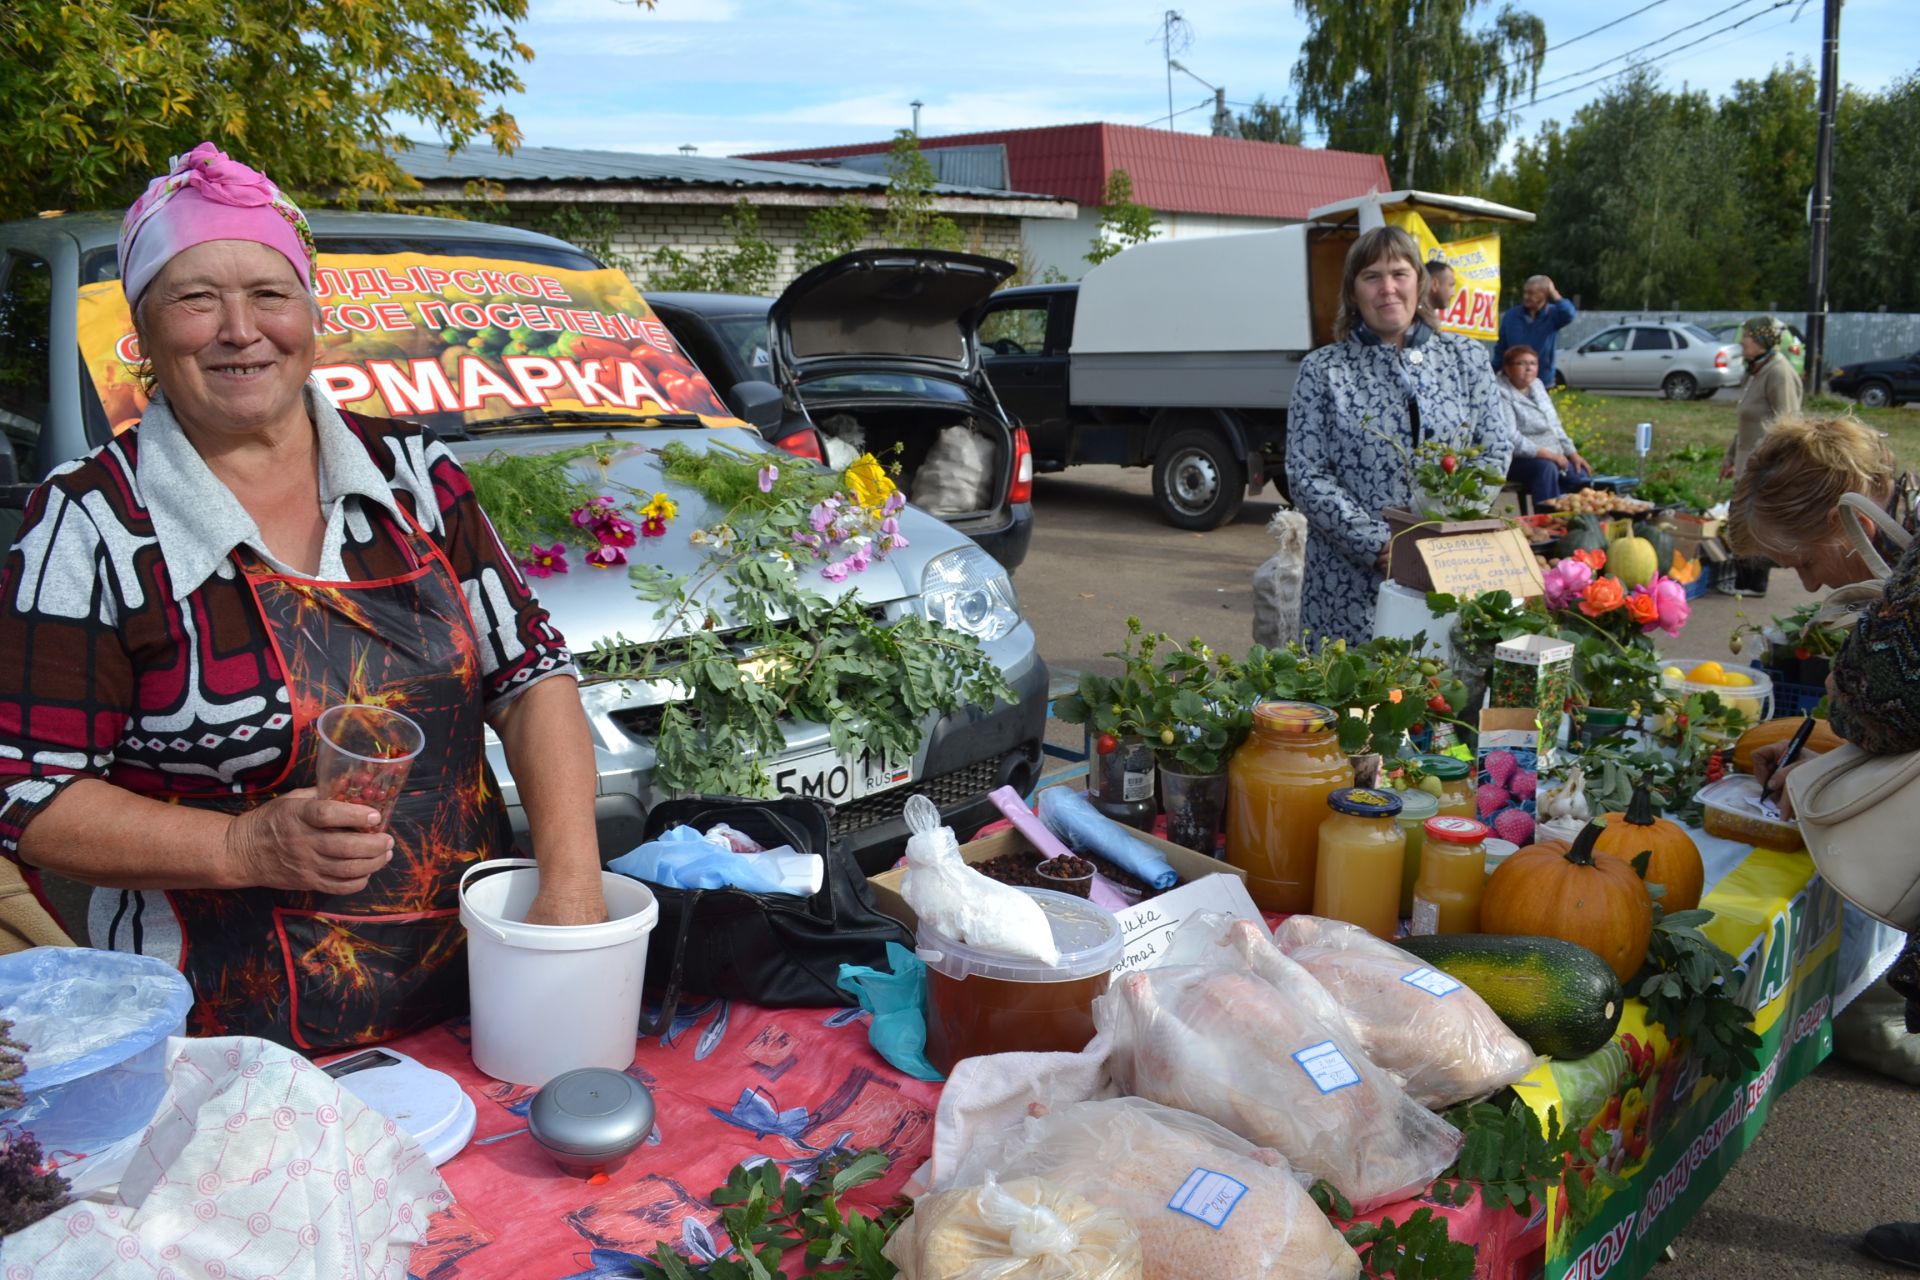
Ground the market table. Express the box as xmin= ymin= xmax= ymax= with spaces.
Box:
xmin=395 ymin=835 xmax=1861 ymax=1280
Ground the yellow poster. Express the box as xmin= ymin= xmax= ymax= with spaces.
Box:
xmin=1385 ymin=209 xmax=1502 ymax=342
xmin=75 ymin=251 xmax=740 ymax=433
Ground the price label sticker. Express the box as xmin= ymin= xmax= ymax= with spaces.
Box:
xmin=1167 ymin=1167 xmax=1249 ymax=1229
xmin=1292 ymin=1040 xmax=1362 ymax=1094
xmin=1401 ymin=966 xmax=1463 ymax=997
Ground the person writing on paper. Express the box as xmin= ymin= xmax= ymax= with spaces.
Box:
xmin=1731 ymin=414 xmax=1920 ymax=1270
xmin=1287 ymin=227 xmax=1512 ymax=646
xmin=0 ymin=144 xmax=606 ymax=1054
xmin=1497 ymin=345 xmax=1590 ymax=506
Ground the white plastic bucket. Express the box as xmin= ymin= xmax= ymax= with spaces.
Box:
xmin=459 ymin=859 xmax=659 ymax=1087
xmin=1373 ymin=579 xmax=1456 ymax=664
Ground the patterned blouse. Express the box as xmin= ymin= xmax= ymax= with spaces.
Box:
xmin=0 ymin=391 xmax=573 ymax=854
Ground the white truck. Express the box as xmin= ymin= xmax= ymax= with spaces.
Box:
xmin=976 ymin=190 xmax=1533 ymax=529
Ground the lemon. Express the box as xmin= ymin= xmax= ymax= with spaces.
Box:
xmin=1720 ymin=671 xmax=1754 ymax=687
xmin=1687 ymin=661 xmax=1726 ymax=685
xmin=1730 ymin=697 xmax=1763 ymax=720
xmin=1662 ymin=666 xmax=1685 ymax=681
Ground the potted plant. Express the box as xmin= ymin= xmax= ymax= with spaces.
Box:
xmin=1135 ymin=637 xmax=1252 ymax=854
xmin=1380 ymin=437 xmax=1514 ymax=592
xmin=1054 ymin=619 xmax=1166 ymax=831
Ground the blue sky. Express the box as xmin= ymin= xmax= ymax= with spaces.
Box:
xmin=501 ymin=0 xmax=1911 ymax=164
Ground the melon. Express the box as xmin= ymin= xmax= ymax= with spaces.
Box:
xmin=1607 ymin=535 xmax=1659 ymax=588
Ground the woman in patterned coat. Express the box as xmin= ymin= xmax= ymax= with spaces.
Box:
xmin=1285 ymin=227 xmax=1513 ymax=645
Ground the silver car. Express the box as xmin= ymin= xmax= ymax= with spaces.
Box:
xmin=1557 ymin=321 xmax=1744 ymax=400
xmin=0 ymin=211 xmax=1049 ymax=874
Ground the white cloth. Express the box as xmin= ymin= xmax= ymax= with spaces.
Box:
xmin=1496 ymin=375 xmax=1576 ymax=460
xmin=5 ymin=1036 xmax=451 ymax=1280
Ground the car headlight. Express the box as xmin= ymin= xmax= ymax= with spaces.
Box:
xmin=1831 ymin=367 xmax=1845 ymax=378
xmin=920 ymin=546 xmax=1020 ymax=643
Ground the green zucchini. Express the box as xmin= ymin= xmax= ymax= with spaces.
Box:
xmin=1398 ymin=933 xmax=1624 ymax=1059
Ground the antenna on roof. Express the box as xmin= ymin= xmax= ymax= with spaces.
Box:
xmin=678 ymin=144 xmax=697 ymax=155
xmin=1154 ymin=10 xmax=1194 ymax=129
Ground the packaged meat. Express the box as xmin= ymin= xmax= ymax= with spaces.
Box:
xmin=1272 ymin=915 xmax=1538 ymax=1108
xmin=950 ymin=1098 xmax=1360 ymax=1280
xmin=887 ymin=1175 xmax=1144 ymax=1280
xmin=1095 ymin=915 xmax=1461 ymax=1212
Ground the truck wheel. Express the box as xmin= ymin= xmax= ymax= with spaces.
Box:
xmin=1153 ymin=428 xmax=1245 ymax=530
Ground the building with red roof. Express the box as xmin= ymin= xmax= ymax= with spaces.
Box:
xmin=746 ymin=123 xmax=1390 ymax=279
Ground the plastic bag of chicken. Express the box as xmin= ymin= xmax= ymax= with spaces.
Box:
xmin=948 ymin=1098 xmax=1360 ymax=1280
xmin=1094 ymin=914 xmax=1462 ymax=1213
xmin=886 ymin=1175 xmax=1145 ymax=1280
xmin=1272 ymin=915 xmax=1540 ymax=1109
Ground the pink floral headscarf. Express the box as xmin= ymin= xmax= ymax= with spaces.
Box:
xmin=117 ymin=142 xmax=316 ymax=306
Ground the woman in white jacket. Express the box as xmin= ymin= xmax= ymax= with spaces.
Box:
xmin=1497 ymin=345 xmax=1589 ymax=507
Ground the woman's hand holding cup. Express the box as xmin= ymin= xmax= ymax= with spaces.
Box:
xmin=226 ymin=788 xmax=395 ymax=894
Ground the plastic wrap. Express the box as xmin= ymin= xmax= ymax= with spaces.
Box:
xmin=950 ymin=1098 xmax=1360 ymax=1280
xmin=910 ymin=425 xmax=995 ymax=517
xmin=886 ymin=1175 xmax=1145 ymax=1280
xmin=837 ymin=941 xmax=944 ymax=1082
xmin=1036 ymin=788 xmax=1178 ymax=891
xmin=1271 ymin=915 xmax=1539 ymax=1108
xmin=1094 ymin=915 xmax=1462 ymax=1213
xmin=902 ymin=795 xmax=1059 ymax=965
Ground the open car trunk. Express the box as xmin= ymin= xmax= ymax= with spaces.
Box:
xmin=813 ymin=405 xmax=1009 ymax=527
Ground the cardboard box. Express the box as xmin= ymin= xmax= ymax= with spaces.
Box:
xmin=1490 ymin=634 xmax=1575 ymax=753
xmin=1661 ymin=513 xmax=1725 ymax=540
xmin=1476 ymin=707 xmax=1544 ymax=845
xmin=1381 ymin=509 xmax=1513 ymax=594
xmin=867 ymin=815 xmax=1248 ymax=934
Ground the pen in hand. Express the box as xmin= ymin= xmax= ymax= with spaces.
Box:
xmin=1764 ymin=713 xmax=1819 ymax=801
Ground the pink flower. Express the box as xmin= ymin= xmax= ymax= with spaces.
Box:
xmin=584 ymin=543 xmax=628 ymax=569
xmin=595 ymin=516 xmax=637 ymax=548
xmin=880 ymin=516 xmax=899 ymax=536
xmin=808 ymin=502 xmax=837 ymax=533
xmin=758 ymin=464 xmax=779 ymax=493
xmin=820 ymin=560 xmax=851 ymax=583
xmin=847 ymin=545 xmax=874 ymax=573
xmin=1542 ymin=559 xmax=1593 ymax=610
xmin=1648 ymin=575 xmax=1691 ymax=637
xmin=641 ymin=516 xmax=668 ymax=539
xmin=521 ymin=543 xmax=568 ymax=578
xmin=572 ymin=496 xmax=618 ymax=527
xmin=883 ymin=491 xmax=906 ymax=517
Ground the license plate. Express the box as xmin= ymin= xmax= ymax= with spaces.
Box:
xmin=770 ymin=748 xmax=913 ymax=805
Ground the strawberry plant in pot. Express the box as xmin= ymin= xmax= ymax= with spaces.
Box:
xmin=1410 ymin=438 xmax=1508 ymax=521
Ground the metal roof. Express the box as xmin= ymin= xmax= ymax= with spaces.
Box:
xmin=748 ymin=124 xmax=1393 ymax=221
xmin=395 ymin=142 xmax=1057 ymax=201
xmin=820 ymin=144 xmax=1010 ymax=192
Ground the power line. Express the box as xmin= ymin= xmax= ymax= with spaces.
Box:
xmin=1527 ymin=0 xmax=1770 ymax=95
xmin=1139 ymin=96 xmax=1215 ymax=128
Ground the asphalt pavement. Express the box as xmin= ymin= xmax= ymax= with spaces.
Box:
xmin=1018 ymin=463 xmax=1917 ymax=1278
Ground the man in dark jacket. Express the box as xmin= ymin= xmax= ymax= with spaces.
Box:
xmin=1492 ymin=275 xmax=1577 ymax=387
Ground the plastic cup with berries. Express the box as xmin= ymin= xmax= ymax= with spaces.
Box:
xmin=315 ymin=704 xmax=425 ymax=831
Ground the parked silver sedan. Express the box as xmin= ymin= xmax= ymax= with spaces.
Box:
xmin=1557 ymin=321 xmax=1744 ymax=400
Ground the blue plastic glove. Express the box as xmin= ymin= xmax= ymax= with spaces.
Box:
xmin=837 ymin=942 xmax=943 ymax=1082
xmin=608 ymin=825 xmax=822 ymax=895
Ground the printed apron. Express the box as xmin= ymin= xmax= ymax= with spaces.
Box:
xmin=137 ymin=512 xmax=507 ymax=1052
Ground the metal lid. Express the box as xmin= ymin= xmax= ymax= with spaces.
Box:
xmin=1252 ymin=701 xmax=1338 ymax=734
xmin=1326 ymin=787 xmax=1403 ymax=818
xmin=1415 ymin=754 xmax=1470 ymax=781
xmin=1425 ymin=816 xmax=1491 ymax=844
xmin=527 ymin=1068 xmax=655 ymax=1158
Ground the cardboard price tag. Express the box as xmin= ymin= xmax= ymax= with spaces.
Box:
xmin=1417 ymin=527 xmax=1546 ymax=600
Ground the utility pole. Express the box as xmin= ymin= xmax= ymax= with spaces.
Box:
xmin=1211 ymin=87 xmax=1233 ymax=136
xmin=910 ymin=99 xmax=923 ymax=136
xmin=1804 ymin=0 xmax=1842 ymax=395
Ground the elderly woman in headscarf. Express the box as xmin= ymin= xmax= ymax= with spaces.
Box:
xmin=1718 ymin=315 xmax=1803 ymax=596
xmin=0 ymin=144 xmax=606 ymax=1053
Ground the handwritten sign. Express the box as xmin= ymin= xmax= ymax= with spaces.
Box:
xmin=1110 ymin=874 xmax=1264 ymax=977
xmin=1418 ymin=526 xmax=1545 ymax=600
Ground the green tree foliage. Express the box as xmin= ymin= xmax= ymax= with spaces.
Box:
xmin=797 ymin=195 xmax=875 ymax=270
xmin=1292 ymin=0 xmax=1546 ymax=190
xmin=882 ymin=131 xmax=963 ymax=251
xmin=1829 ymin=69 xmax=1920 ymax=310
xmin=1234 ymin=95 xmax=1307 ymax=145
xmin=1086 ymin=169 xmax=1160 ymax=266
xmin=1719 ymin=63 xmax=1819 ymax=308
xmin=0 ymin=0 xmax=653 ymax=219
xmin=643 ymin=199 xmax=780 ymax=296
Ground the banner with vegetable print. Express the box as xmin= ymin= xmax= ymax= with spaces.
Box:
xmin=1520 ymin=851 xmax=1842 ymax=1279
xmin=1385 ymin=208 xmax=1503 ymax=342
xmin=75 ymin=253 xmax=741 ymax=435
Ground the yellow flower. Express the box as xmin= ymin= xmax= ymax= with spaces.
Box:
xmin=845 ymin=453 xmax=895 ymax=512
xmin=641 ymin=492 xmax=678 ymax=522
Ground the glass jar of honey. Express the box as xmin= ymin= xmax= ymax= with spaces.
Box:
xmin=1227 ymin=702 xmax=1353 ymax=912
xmin=1314 ymin=787 xmax=1406 ymax=939
xmin=1415 ymin=755 xmax=1475 ymax=820
xmin=1411 ymin=816 xmax=1490 ymax=936
xmin=1390 ymin=787 xmax=1440 ymax=919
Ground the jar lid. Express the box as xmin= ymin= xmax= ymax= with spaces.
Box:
xmin=1415 ymin=754 xmax=1470 ymax=781
xmin=528 ymin=1068 xmax=655 ymax=1158
xmin=1253 ymin=701 xmax=1337 ymax=734
xmin=1392 ymin=788 xmax=1441 ymax=819
xmin=1327 ymin=787 xmax=1403 ymax=818
xmin=1425 ymin=816 xmax=1491 ymax=844
xmin=916 ymin=887 xmax=1123 ymax=982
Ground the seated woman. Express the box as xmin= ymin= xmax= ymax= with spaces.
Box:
xmin=0 ymin=144 xmax=606 ymax=1053
xmin=1497 ymin=345 xmax=1589 ymax=507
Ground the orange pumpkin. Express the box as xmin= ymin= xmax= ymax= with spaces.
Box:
xmin=1482 ymin=821 xmax=1654 ymax=982
xmin=1731 ymin=716 xmax=1844 ymax=774
xmin=1594 ymin=783 xmax=1705 ymax=913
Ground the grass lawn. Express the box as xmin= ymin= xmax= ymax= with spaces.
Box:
xmin=1548 ymin=391 xmax=1918 ymax=511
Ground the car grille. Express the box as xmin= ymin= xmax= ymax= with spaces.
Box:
xmin=830 ymin=759 xmax=1003 ymax=836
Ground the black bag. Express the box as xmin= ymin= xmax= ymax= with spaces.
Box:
xmin=630 ymin=796 xmax=913 ymax=1032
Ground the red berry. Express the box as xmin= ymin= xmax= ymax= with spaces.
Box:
xmin=1428 ymin=694 xmax=1452 ymax=713
xmin=1676 ymin=714 xmax=1689 ymax=729
xmin=1096 ymin=733 xmax=1118 ymax=756
xmin=1794 ymin=647 xmax=1812 ymax=660
xmin=1441 ymin=455 xmax=1459 ymax=474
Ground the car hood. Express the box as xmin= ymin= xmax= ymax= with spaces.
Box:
xmin=447 ymin=427 xmax=967 ymax=651
xmin=769 ymin=249 xmax=1013 ymax=377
